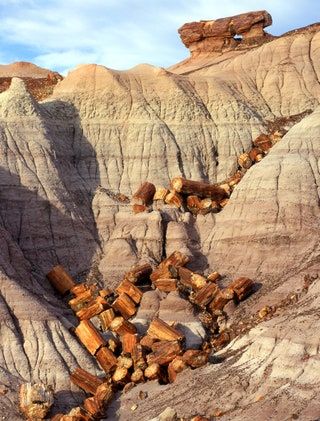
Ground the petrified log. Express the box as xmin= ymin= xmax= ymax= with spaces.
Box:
xmin=110 ymin=316 xmax=137 ymax=336
xmin=75 ymin=320 xmax=106 ymax=355
xmin=132 ymin=182 xmax=156 ymax=206
xmin=227 ymin=171 xmax=243 ymax=187
xmin=132 ymin=204 xmax=147 ymax=214
xmin=208 ymin=288 xmax=234 ymax=312
xmin=70 ymin=368 xmax=103 ymax=395
xmin=112 ymin=293 xmax=136 ymax=319
xmin=210 ymin=331 xmax=230 ymax=350
xmin=76 ymin=296 xmax=109 ymax=320
xmin=69 ymin=286 xmax=98 ymax=312
xmin=19 ymin=382 xmax=53 ymax=421
xmin=71 ymin=283 xmax=89 ymax=296
xmin=219 ymin=198 xmax=229 ymax=208
xmin=96 ymin=347 xmax=117 ymax=373
xmin=171 ymin=177 xmax=228 ymax=200
xmin=164 ymin=190 xmax=183 ymax=208
xmin=83 ymin=382 xmax=113 ymax=418
xmin=112 ymin=367 xmax=130 ymax=384
xmin=150 ymin=264 xmax=178 ymax=282
xmin=178 ymin=267 xmax=194 ymax=289
xmin=186 ymin=195 xmax=202 ymax=215
xmin=108 ymin=338 xmax=119 ymax=353
xmin=229 ymin=277 xmax=254 ymax=301
xmin=144 ymin=363 xmax=161 ymax=380
xmin=116 ymin=279 xmax=143 ymax=304
xmin=153 ymin=278 xmax=177 ymax=292
xmin=124 ymin=263 xmax=152 ymax=284
xmin=161 ymin=250 xmax=190 ymax=267
xmin=249 ymin=147 xmax=263 ymax=162
xmin=153 ymin=187 xmax=169 ymax=201
xmin=140 ymin=334 xmax=156 ymax=350
xmin=207 ymin=271 xmax=220 ymax=283
xmin=99 ymin=308 xmax=115 ymax=331
xmin=121 ymin=333 xmax=139 ymax=354
xmin=238 ymin=152 xmax=252 ymax=169
xmin=146 ymin=340 xmax=182 ymax=365
xmin=253 ymin=133 xmax=272 ymax=152
xmin=131 ymin=368 xmax=145 ymax=383
xmin=117 ymin=355 xmax=133 ymax=369
xmin=132 ymin=344 xmax=147 ymax=370
xmin=66 ymin=406 xmax=93 ymax=421
xmin=168 ymin=356 xmax=187 ymax=383
xmin=46 ymin=265 xmax=75 ymax=295
xmin=147 ymin=318 xmax=184 ymax=342
xmin=182 ymin=350 xmax=209 ymax=368
xmin=99 ymin=288 xmax=112 ymax=298
xmin=193 ymin=283 xmax=219 ymax=307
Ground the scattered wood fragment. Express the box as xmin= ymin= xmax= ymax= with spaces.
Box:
xmin=207 ymin=271 xmax=220 ymax=283
xmin=76 ymin=296 xmax=109 ymax=320
xmin=96 ymin=347 xmax=117 ymax=373
xmin=153 ymin=187 xmax=169 ymax=201
xmin=132 ymin=204 xmax=147 ymax=214
xmin=124 ymin=263 xmax=152 ymax=284
xmin=182 ymin=349 xmax=209 ymax=368
xmin=168 ymin=356 xmax=187 ymax=383
xmin=147 ymin=340 xmax=182 ymax=365
xmin=208 ymin=288 xmax=234 ymax=312
xmin=171 ymin=177 xmax=228 ymax=201
xmin=75 ymin=320 xmax=106 ymax=355
xmin=132 ymin=182 xmax=156 ymax=206
xmin=112 ymin=293 xmax=137 ymax=319
xmin=153 ymin=278 xmax=177 ymax=292
xmin=19 ymin=382 xmax=53 ymax=421
xmin=144 ymin=363 xmax=161 ymax=380
xmin=229 ymin=277 xmax=254 ymax=301
xmin=193 ymin=283 xmax=219 ymax=308
xmin=70 ymin=368 xmax=103 ymax=395
xmin=116 ymin=279 xmax=143 ymax=304
xmin=121 ymin=333 xmax=139 ymax=354
xmin=165 ymin=190 xmax=183 ymax=208
xmin=99 ymin=308 xmax=115 ymax=330
xmin=110 ymin=316 xmax=137 ymax=336
xmin=46 ymin=265 xmax=75 ymax=295
xmin=147 ymin=318 xmax=184 ymax=342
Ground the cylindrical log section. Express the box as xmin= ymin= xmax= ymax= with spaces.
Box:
xmin=19 ymin=382 xmax=54 ymax=421
xmin=147 ymin=318 xmax=184 ymax=341
xmin=70 ymin=367 xmax=103 ymax=395
xmin=46 ymin=265 xmax=75 ymax=295
xmin=171 ymin=177 xmax=228 ymax=200
xmin=75 ymin=320 xmax=106 ymax=355
xmin=96 ymin=347 xmax=117 ymax=373
xmin=132 ymin=182 xmax=156 ymax=206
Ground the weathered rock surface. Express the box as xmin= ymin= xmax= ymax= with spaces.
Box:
xmin=0 ymin=11 xmax=319 ymax=421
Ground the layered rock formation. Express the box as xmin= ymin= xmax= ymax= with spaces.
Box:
xmin=0 ymin=10 xmax=319 ymax=421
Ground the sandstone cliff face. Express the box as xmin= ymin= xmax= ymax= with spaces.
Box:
xmin=0 ymin=12 xmax=319 ymax=420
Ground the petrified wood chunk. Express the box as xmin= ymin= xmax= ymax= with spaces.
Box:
xmin=146 ymin=340 xmax=182 ymax=365
xmin=70 ymin=283 xmax=89 ymax=296
xmin=207 ymin=271 xmax=220 ymax=283
xmin=168 ymin=356 xmax=187 ymax=383
xmin=147 ymin=318 xmax=184 ymax=342
xmin=144 ymin=363 xmax=161 ymax=380
xmin=112 ymin=367 xmax=130 ymax=384
xmin=83 ymin=382 xmax=113 ymax=418
xmin=238 ymin=152 xmax=252 ymax=169
xmin=132 ymin=204 xmax=147 ymax=214
xmin=96 ymin=347 xmax=117 ymax=373
xmin=151 ymin=251 xmax=189 ymax=282
xmin=153 ymin=278 xmax=177 ymax=292
xmin=75 ymin=320 xmax=106 ymax=355
xmin=171 ymin=177 xmax=228 ymax=200
xmin=110 ymin=316 xmax=137 ymax=336
xmin=249 ymin=147 xmax=263 ymax=162
xmin=76 ymin=296 xmax=109 ymax=320
xmin=112 ymin=293 xmax=136 ymax=319
xmin=121 ymin=333 xmax=139 ymax=354
xmin=70 ymin=368 xmax=103 ymax=395
xmin=140 ymin=334 xmax=156 ymax=350
xmin=132 ymin=344 xmax=147 ymax=370
xmin=117 ymin=355 xmax=133 ymax=369
xmin=253 ymin=133 xmax=272 ymax=151
xmin=208 ymin=288 xmax=234 ymax=311
xmin=211 ymin=331 xmax=230 ymax=350
xmin=229 ymin=277 xmax=254 ymax=301
xmin=46 ymin=265 xmax=75 ymax=295
xmin=153 ymin=187 xmax=169 ymax=201
xmin=193 ymin=283 xmax=219 ymax=307
xmin=124 ymin=263 xmax=152 ymax=284
xmin=99 ymin=308 xmax=115 ymax=331
xmin=68 ymin=286 xmax=98 ymax=312
xmin=116 ymin=279 xmax=143 ymax=304
xmin=164 ymin=190 xmax=183 ymax=208
xmin=131 ymin=368 xmax=145 ymax=383
xmin=182 ymin=349 xmax=209 ymax=368
xmin=19 ymin=382 xmax=53 ymax=421
xmin=132 ymin=182 xmax=156 ymax=206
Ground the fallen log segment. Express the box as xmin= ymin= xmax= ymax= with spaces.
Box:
xmin=207 ymin=271 xmax=220 ymax=283
xmin=153 ymin=187 xmax=169 ymax=201
xmin=171 ymin=177 xmax=228 ymax=201
xmin=168 ymin=356 xmax=187 ymax=383
xmin=132 ymin=344 xmax=147 ymax=370
xmin=144 ymin=363 xmax=161 ymax=380
xmin=96 ymin=347 xmax=117 ymax=373
xmin=132 ymin=182 xmax=156 ymax=206
xmin=70 ymin=368 xmax=103 ymax=395
xmin=178 ymin=267 xmax=208 ymax=291
xmin=182 ymin=349 xmax=209 ymax=368
xmin=19 ymin=382 xmax=54 ymax=421
xmin=208 ymin=288 xmax=234 ymax=312
xmin=76 ymin=296 xmax=109 ymax=320
xmin=69 ymin=287 xmax=98 ymax=312
xmin=147 ymin=318 xmax=184 ymax=342
xmin=124 ymin=263 xmax=152 ymax=284
xmin=116 ymin=279 xmax=143 ymax=304
xmin=112 ymin=367 xmax=130 ymax=385
xmin=71 ymin=283 xmax=90 ymax=296
xmin=131 ymin=368 xmax=145 ymax=383
xmin=146 ymin=340 xmax=182 ymax=365
xmin=229 ymin=277 xmax=254 ymax=301
xmin=112 ymin=293 xmax=137 ymax=319
xmin=152 ymin=278 xmax=177 ymax=292
xmin=75 ymin=320 xmax=106 ymax=355
xmin=99 ymin=308 xmax=115 ymax=331
xmin=110 ymin=316 xmax=137 ymax=336
xmin=46 ymin=265 xmax=75 ymax=295
xmin=133 ymin=204 xmax=147 ymax=214
xmin=121 ymin=333 xmax=139 ymax=355
xmin=164 ymin=190 xmax=183 ymax=208
xmin=193 ymin=283 xmax=219 ymax=307
xmin=151 ymin=251 xmax=189 ymax=282
xmin=83 ymin=383 xmax=113 ymax=419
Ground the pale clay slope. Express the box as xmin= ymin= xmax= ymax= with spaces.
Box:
xmin=0 ymin=26 xmax=319 ymax=419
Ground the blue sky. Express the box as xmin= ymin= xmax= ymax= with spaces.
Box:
xmin=0 ymin=0 xmax=319 ymax=74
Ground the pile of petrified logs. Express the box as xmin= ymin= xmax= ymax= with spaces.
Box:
xmin=132 ymin=130 xmax=283 ymax=215
xmin=46 ymin=253 xmax=254 ymax=420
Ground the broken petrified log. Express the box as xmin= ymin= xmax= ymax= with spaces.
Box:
xmin=153 ymin=187 xmax=169 ymax=201
xmin=146 ymin=340 xmax=182 ymax=365
xmin=193 ymin=283 xmax=219 ymax=307
xmin=96 ymin=347 xmax=118 ymax=373
xmin=83 ymin=382 xmax=113 ymax=419
xmin=178 ymin=267 xmax=207 ymax=290
xmin=144 ymin=363 xmax=161 ymax=380
xmin=249 ymin=147 xmax=263 ymax=162
xmin=147 ymin=318 xmax=184 ymax=342
xmin=211 ymin=331 xmax=231 ymax=350
xmin=132 ymin=344 xmax=147 ymax=370
xmin=75 ymin=320 xmax=106 ymax=355
xmin=112 ymin=292 xmax=137 ymax=319
xmin=99 ymin=308 xmax=115 ymax=331
xmin=131 ymin=368 xmax=145 ymax=383
xmin=117 ymin=355 xmax=133 ymax=369
xmin=150 ymin=251 xmax=189 ymax=282
xmin=153 ymin=278 xmax=177 ymax=292
xmin=110 ymin=316 xmax=137 ymax=336
xmin=171 ymin=177 xmax=228 ymax=200
xmin=182 ymin=350 xmax=209 ymax=368
xmin=253 ymin=133 xmax=273 ymax=152
xmin=76 ymin=296 xmax=110 ymax=320
xmin=238 ymin=152 xmax=252 ymax=169
xmin=69 ymin=286 xmax=98 ymax=312
xmin=116 ymin=279 xmax=143 ymax=304
xmin=132 ymin=204 xmax=147 ymax=214
xmin=229 ymin=277 xmax=254 ymax=301
xmin=140 ymin=334 xmax=156 ymax=350
xmin=71 ymin=283 xmax=90 ymax=296
xmin=164 ymin=190 xmax=183 ymax=208
xmin=207 ymin=271 xmax=220 ymax=283
xmin=121 ymin=333 xmax=139 ymax=354
xmin=132 ymin=182 xmax=156 ymax=206
xmin=19 ymin=382 xmax=54 ymax=421
xmin=46 ymin=265 xmax=75 ymax=295
xmin=112 ymin=367 xmax=130 ymax=385
xmin=124 ymin=263 xmax=152 ymax=284
xmin=70 ymin=368 xmax=103 ymax=395
xmin=186 ymin=196 xmax=214 ymax=215
xmin=208 ymin=288 xmax=234 ymax=312
xmin=168 ymin=356 xmax=187 ymax=383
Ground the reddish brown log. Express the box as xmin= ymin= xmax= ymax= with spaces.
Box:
xmin=227 ymin=171 xmax=243 ymax=187
xmin=83 ymin=382 xmax=113 ymax=418
xmin=132 ymin=204 xmax=147 ymax=214
xmin=96 ymin=347 xmax=117 ymax=373
xmin=153 ymin=187 xmax=169 ymax=201
xmin=70 ymin=368 xmax=103 ymax=395
xmin=153 ymin=278 xmax=177 ymax=292
xmin=186 ymin=195 xmax=202 ymax=215
xmin=219 ymin=198 xmax=229 ymax=208
xmin=238 ymin=153 xmax=252 ymax=169
xmin=140 ymin=335 xmax=156 ymax=350
xmin=163 ymin=251 xmax=189 ymax=268
xmin=116 ymin=279 xmax=143 ymax=304
xmin=171 ymin=177 xmax=228 ymax=201
xmin=144 ymin=363 xmax=161 ymax=380
xmin=208 ymin=288 xmax=234 ymax=312
xmin=112 ymin=293 xmax=136 ymax=319
xmin=193 ymin=283 xmax=219 ymax=307
xmin=75 ymin=320 xmax=106 ymax=355
xmin=112 ymin=367 xmax=130 ymax=385
xmin=150 ymin=264 xmax=178 ymax=282
xmin=249 ymin=147 xmax=263 ymax=162
xmin=147 ymin=318 xmax=184 ymax=342
xmin=168 ymin=356 xmax=187 ymax=383
xmin=121 ymin=333 xmax=139 ymax=354
xmin=178 ymin=267 xmax=207 ymax=290
xmin=99 ymin=308 xmax=115 ymax=331
xmin=132 ymin=344 xmax=147 ymax=370
xmin=99 ymin=288 xmax=112 ymax=298
xmin=131 ymin=368 xmax=144 ymax=383
xmin=110 ymin=317 xmax=137 ymax=336
xmin=68 ymin=286 xmax=98 ymax=312
xmin=164 ymin=190 xmax=183 ymax=208
xmin=124 ymin=263 xmax=152 ymax=284
xmin=108 ymin=338 xmax=119 ymax=353
xmin=253 ymin=133 xmax=272 ymax=152
xmin=117 ymin=356 xmax=133 ymax=369
xmin=76 ymin=297 xmax=109 ymax=320
xmin=207 ymin=271 xmax=220 ymax=283
xmin=70 ymin=283 xmax=89 ymax=296
xmin=146 ymin=340 xmax=182 ymax=366
xmin=229 ymin=277 xmax=254 ymax=301
xmin=210 ymin=331 xmax=230 ymax=350
xmin=182 ymin=350 xmax=209 ymax=368
xmin=132 ymin=182 xmax=156 ymax=206
xmin=46 ymin=265 xmax=75 ymax=295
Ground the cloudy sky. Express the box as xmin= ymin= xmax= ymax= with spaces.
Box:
xmin=0 ymin=0 xmax=318 ymax=74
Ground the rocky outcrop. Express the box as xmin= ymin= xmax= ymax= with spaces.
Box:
xmin=178 ymin=10 xmax=273 ymax=56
